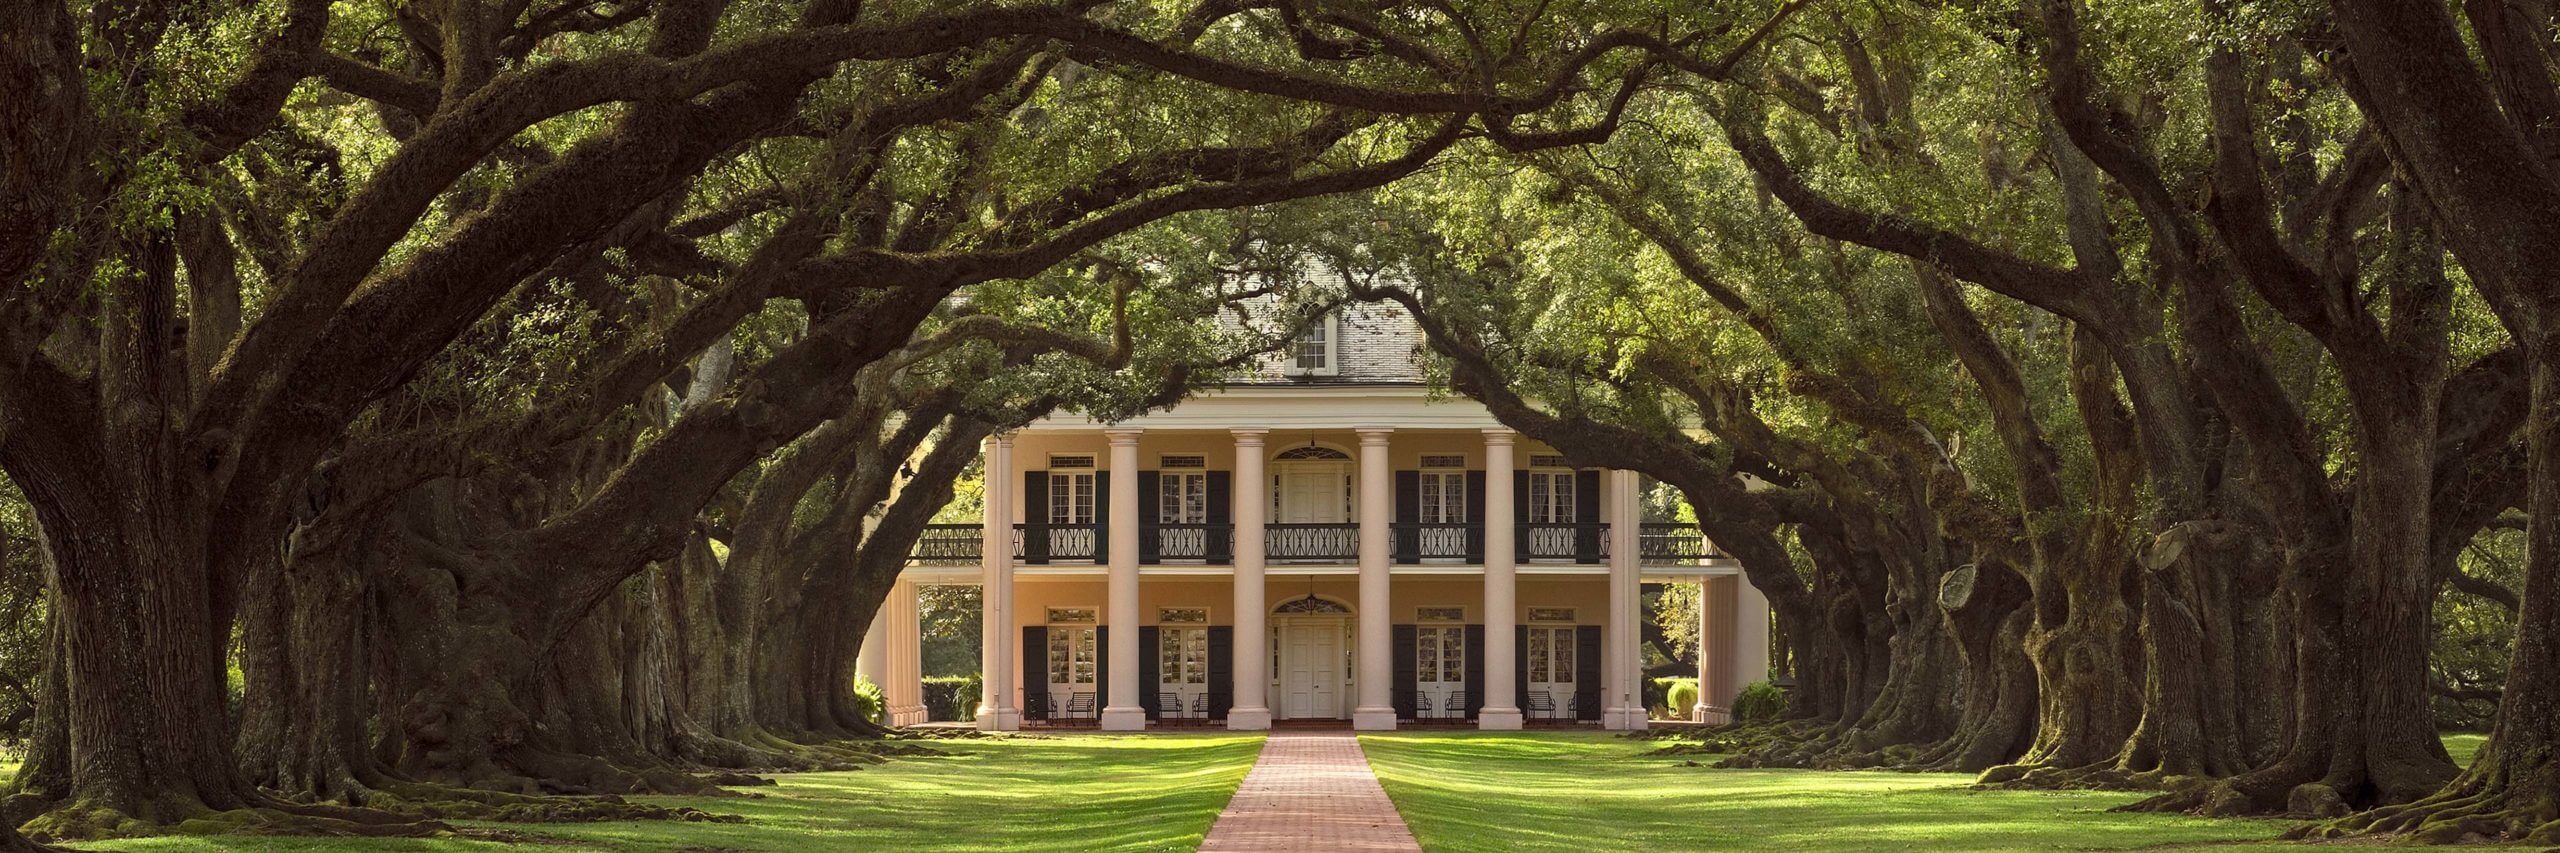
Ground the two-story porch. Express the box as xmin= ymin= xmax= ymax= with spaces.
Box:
xmin=870 ymin=384 xmax=1771 ymax=733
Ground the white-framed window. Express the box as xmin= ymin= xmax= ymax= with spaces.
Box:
xmin=1159 ymin=454 xmax=1206 ymax=468
xmin=1528 ymin=607 xmax=1577 ymax=623
xmin=1284 ymin=314 xmax=1341 ymax=376
xmin=1160 ymin=470 xmax=1209 ymax=524
xmin=1051 ymin=455 xmax=1096 ymax=468
xmin=1418 ymin=625 xmax=1465 ymax=684
xmin=1420 ymin=454 xmax=1466 ymax=469
xmin=1527 ymin=470 xmax=1576 ymax=524
xmin=1527 ymin=626 xmax=1575 ymax=685
xmin=1047 ymin=607 xmax=1099 ymax=687
xmin=1158 ymin=607 xmax=1210 ymax=624
xmin=1416 ymin=606 xmax=1465 ymax=622
xmin=1419 ymin=470 xmax=1466 ymax=524
xmin=1050 ymin=471 xmax=1095 ymax=525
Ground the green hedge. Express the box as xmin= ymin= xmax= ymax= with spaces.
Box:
xmin=921 ymin=674 xmax=981 ymax=722
xmin=1733 ymin=680 xmax=1785 ymax=722
xmin=1646 ymin=677 xmax=1698 ymax=719
xmin=851 ymin=676 xmax=886 ymax=725
xmin=1664 ymin=679 xmax=1700 ymax=716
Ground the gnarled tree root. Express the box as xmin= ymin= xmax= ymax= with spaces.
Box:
xmin=2295 ymin=786 xmax=2560 ymax=845
xmin=15 ymin=799 xmax=453 ymax=844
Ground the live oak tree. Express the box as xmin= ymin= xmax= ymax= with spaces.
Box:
xmin=0 ymin=0 xmax=1800 ymax=842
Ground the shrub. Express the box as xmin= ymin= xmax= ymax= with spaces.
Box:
xmin=1664 ymin=679 xmax=1700 ymax=717
xmin=1732 ymin=680 xmax=1785 ymax=722
xmin=921 ymin=674 xmax=982 ymax=722
xmin=852 ymin=676 xmax=886 ymax=725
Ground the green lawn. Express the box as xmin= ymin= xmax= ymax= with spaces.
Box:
xmin=1361 ymin=732 xmax=2291 ymax=852
xmin=77 ymin=733 xmax=1262 ymax=852
xmin=2444 ymin=732 xmax=2487 ymax=768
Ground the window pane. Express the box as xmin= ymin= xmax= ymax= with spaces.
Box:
xmin=1555 ymin=631 xmax=1574 ymax=678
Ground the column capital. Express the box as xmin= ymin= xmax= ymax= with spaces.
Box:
xmin=1229 ymin=428 xmax=1270 ymax=444
xmin=1354 ymin=426 xmax=1395 ymax=444
xmin=1104 ymin=427 xmax=1144 ymax=445
xmin=1480 ymin=428 xmax=1517 ymax=445
xmin=985 ymin=432 xmax=1014 ymax=449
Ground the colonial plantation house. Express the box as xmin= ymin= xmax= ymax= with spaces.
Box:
xmin=860 ymin=302 xmax=1772 ymax=732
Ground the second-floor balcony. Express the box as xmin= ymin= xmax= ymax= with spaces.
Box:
xmin=909 ymin=521 xmax=1722 ymax=567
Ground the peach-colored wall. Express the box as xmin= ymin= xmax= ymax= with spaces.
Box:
xmin=999 ymin=574 xmax=1609 ymax=698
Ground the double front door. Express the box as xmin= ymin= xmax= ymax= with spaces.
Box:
xmin=1277 ymin=620 xmax=1345 ymax=719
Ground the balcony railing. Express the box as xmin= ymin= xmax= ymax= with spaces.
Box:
xmin=1521 ymin=522 xmax=1606 ymax=564
xmin=1640 ymin=522 xmax=1719 ymax=562
xmin=1392 ymin=522 xmax=1478 ymax=562
xmin=910 ymin=520 xmax=1721 ymax=565
xmin=909 ymin=523 xmax=984 ymax=564
xmin=1141 ymin=523 xmax=1234 ymax=563
xmin=1267 ymin=523 xmax=1359 ymax=562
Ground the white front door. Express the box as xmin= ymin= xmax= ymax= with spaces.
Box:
xmin=1527 ymin=625 xmax=1577 ymax=716
xmin=1416 ymin=625 xmax=1465 ymax=716
xmin=1277 ymin=465 xmax=1346 ymax=523
xmin=1279 ymin=622 xmax=1343 ymax=719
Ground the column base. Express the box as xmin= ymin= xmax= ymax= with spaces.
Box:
xmin=1475 ymin=708 xmax=1524 ymax=731
xmin=1352 ymin=707 xmax=1399 ymax=731
xmin=974 ymin=707 xmax=1021 ymax=732
xmin=1225 ymin=707 xmax=1274 ymax=731
xmin=1694 ymin=703 xmax=1731 ymax=725
xmin=1099 ymin=707 xmax=1149 ymax=731
xmin=1602 ymin=707 xmax=1650 ymax=731
xmin=889 ymin=704 xmax=931 ymax=727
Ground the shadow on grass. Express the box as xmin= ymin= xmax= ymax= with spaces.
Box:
xmin=1360 ymin=732 xmax=2292 ymax=853
xmin=75 ymin=733 xmax=1264 ymax=853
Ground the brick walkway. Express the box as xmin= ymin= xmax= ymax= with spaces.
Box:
xmin=1199 ymin=730 xmax=1421 ymax=852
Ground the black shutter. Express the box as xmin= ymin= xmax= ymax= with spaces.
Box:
xmin=1096 ymin=625 xmax=1109 ymax=709
xmin=1463 ymin=624 xmax=1486 ymax=719
xmin=1137 ymin=471 xmax=1161 ymax=564
xmin=1022 ymin=626 xmax=1049 ymax=720
xmin=1208 ymin=626 xmax=1234 ymax=720
xmin=1093 ymin=470 xmax=1111 ymax=563
xmin=1576 ymin=624 xmax=1603 ymax=721
xmin=1206 ymin=471 xmax=1233 ymax=564
xmin=1393 ymin=470 xmax=1421 ymax=564
xmin=1023 ymin=473 xmax=1050 ymax=564
xmin=1393 ymin=624 xmax=1419 ymax=719
xmin=1574 ymin=469 xmax=1603 ymax=564
xmin=1514 ymin=471 xmax=1533 ymax=560
xmin=1139 ymin=626 xmax=1161 ymax=720
xmin=1464 ymin=471 xmax=1487 ymax=562
xmin=1515 ymin=626 xmax=1532 ymax=712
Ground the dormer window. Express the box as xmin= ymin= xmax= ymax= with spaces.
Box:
xmin=1286 ymin=314 xmax=1341 ymax=377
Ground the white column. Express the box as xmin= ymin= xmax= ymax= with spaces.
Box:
xmin=1228 ymin=429 xmax=1274 ymax=730
xmin=976 ymin=434 xmax=1020 ymax=730
xmin=1604 ymin=469 xmax=1647 ymax=730
xmin=1352 ymin=427 xmax=1398 ymax=730
xmin=1696 ymin=576 xmax=1734 ymax=723
xmin=1101 ymin=428 xmax=1148 ymax=730
xmin=858 ymin=596 xmax=890 ymax=697
xmin=1478 ymin=430 xmax=1523 ymax=730
xmin=889 ymin=579 xmax=929 ymax=726
xmin=1733 ymin=572 xmax=1772 ymax=697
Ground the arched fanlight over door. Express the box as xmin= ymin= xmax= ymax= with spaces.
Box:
xmin=1272 ymin=595 xmax=1353 ymax=615
xmin=1273 ymin=445 xmax=1352 ymax=461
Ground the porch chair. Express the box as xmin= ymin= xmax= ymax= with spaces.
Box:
xmin=1525 ymin=691 xmax=1557 ymax=722
xmin=1562 ymin=693 xmax=1581 ymax=723
xmin=1442 ymin=690 xmax=1467 ymax=722
xmin=1158 ymin=691 xmax=1191 ymax=727
xmin=1192 ymin=693 xmax=1211 ymax=724
xmin=1065 ymin=691 xmax=1097 ymax=727
xmin=1023 ymin=694 xmax=1050 ymax=725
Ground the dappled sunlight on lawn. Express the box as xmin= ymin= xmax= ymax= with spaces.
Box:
xmin=1361 ymin=732 xmax=2290 ymax=852
xmin=81 ymin=733 xmax=1263 ymax=852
